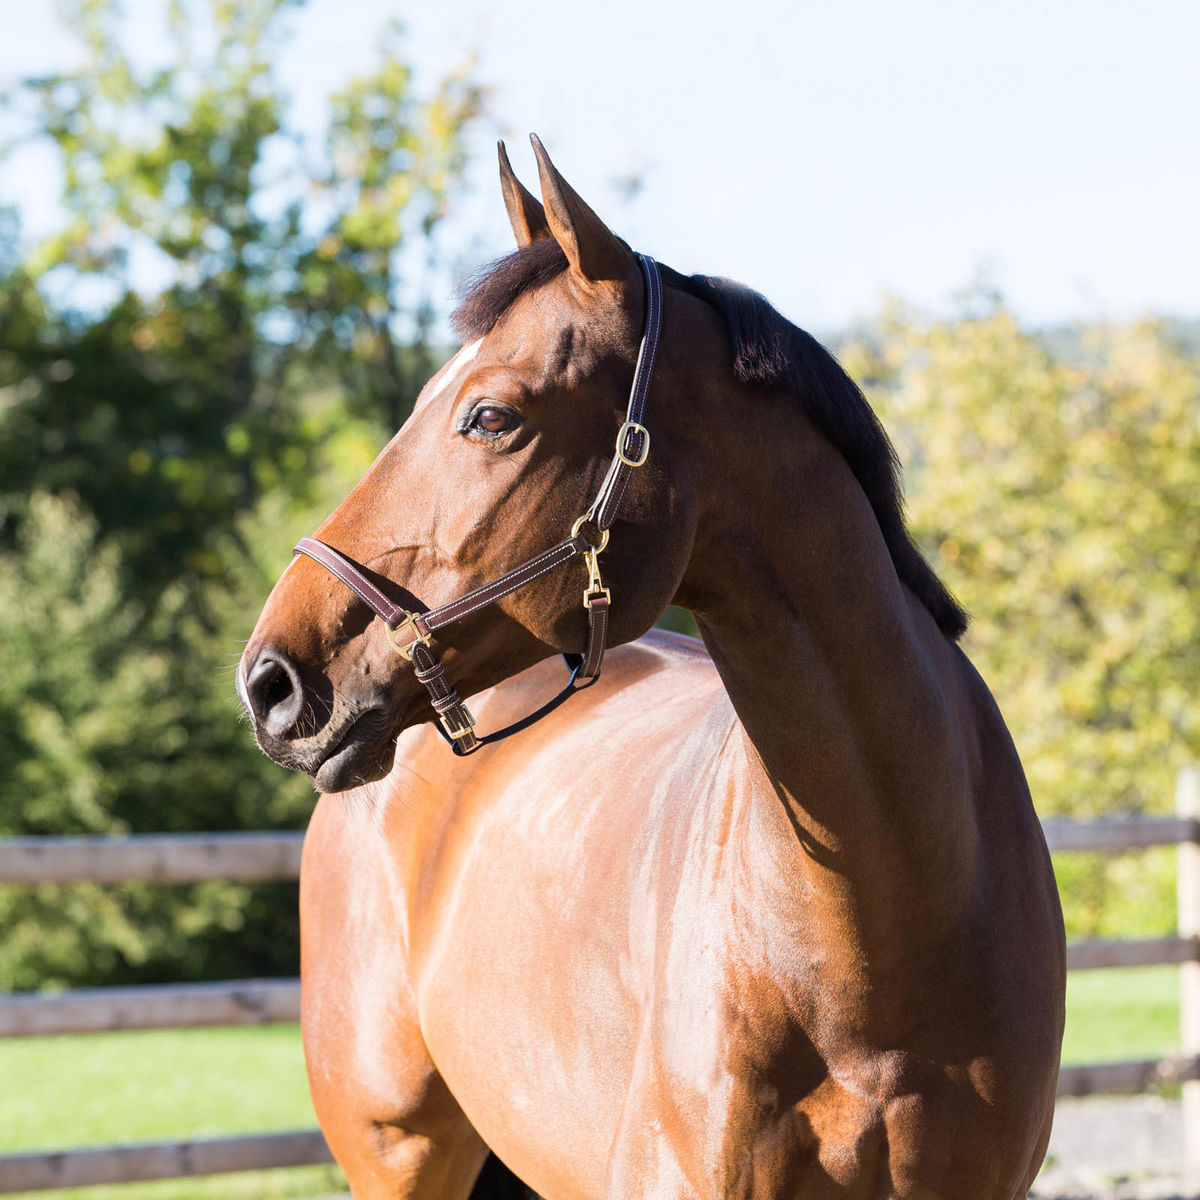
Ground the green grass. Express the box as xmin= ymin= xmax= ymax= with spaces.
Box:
xmin=1063 ymin=964 xmax=1180 ymax=1066
xmin=0 ymin=1024 xmax=346 ymax=1199
xmin=0 ymin=1169 xmax=348 ymax=1200
xmin=0 ymin=969 xmax=1183 ymax=1198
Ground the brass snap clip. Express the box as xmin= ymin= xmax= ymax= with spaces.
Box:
xmin=571 ymin=515 xmax=611 ymax=608
xmin=582 ymin=545 xmax=611 ymax=609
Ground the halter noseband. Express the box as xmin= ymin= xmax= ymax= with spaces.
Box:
xmin=293 ymin=253 xmax=663 ymax=757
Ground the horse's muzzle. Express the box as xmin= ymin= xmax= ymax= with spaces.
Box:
xmin=239 ymin=646 xmax=398 ymax=790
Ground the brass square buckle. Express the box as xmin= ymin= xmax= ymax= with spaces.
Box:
xmin=616 ymin=420 xmax=650 ymax=467
xmin=386 ymin=612 xmax=432 ymax=661
xmin=439 ymin=706 xmax=476 ymax=742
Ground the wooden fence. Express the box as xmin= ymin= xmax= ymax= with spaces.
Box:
xmin=0 ymin=832 xmax=324 ymax=1195
xmin=1 ymin=767 xmax=1198 ymax=1192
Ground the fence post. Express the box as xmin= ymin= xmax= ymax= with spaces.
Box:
xmin=1178 ymin=766 xmax=1200 ymax=1162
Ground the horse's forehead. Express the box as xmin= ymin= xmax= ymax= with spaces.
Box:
xmin=410 ymin=337 xmax=484 ymax=420
xmin=408 ymin=281 xmax=622 ymax=430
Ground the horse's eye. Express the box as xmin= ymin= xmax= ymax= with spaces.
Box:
xmin=468 ymin=405 xmax=520 ymax=437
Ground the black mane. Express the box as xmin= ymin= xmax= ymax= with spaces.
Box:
xmin=451 ymin=243 xmax=967 ymax=640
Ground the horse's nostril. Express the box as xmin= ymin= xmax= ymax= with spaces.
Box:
xmin=260 ymin=665 xmax=292 ymax=712
xmin=245 ymin=650 xmax=305 ymax=739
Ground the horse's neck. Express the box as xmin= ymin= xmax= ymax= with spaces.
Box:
xmin=678 ymin=401 xmax=979 ymax=955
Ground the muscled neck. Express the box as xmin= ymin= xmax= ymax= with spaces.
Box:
xmin=675 ymin=379 xmax=979 ymax=962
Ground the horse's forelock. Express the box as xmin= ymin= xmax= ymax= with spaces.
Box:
xmin=451 ymin=239 xmax=569 ymax=343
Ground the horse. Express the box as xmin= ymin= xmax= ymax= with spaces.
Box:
xmin=239 ymin=135 xmax=1065 ymax=1199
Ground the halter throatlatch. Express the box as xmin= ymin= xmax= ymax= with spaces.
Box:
xmin=293 ymin=253 xmax=663 ymax=756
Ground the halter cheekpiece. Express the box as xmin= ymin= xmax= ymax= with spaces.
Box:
xmin=293 ymin=253 xmax=663 ymax=756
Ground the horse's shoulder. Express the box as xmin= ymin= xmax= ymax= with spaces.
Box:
xmin=490 ymin=628 xmax=721 ymax=713
xmin=602 ymin=627 xmax=720 ymax=687
xmin=387 ymin=628 xmax=729 ymax=786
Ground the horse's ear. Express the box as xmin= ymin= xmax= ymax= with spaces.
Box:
xmin=498 ymin=141 xmax=550 ymax=247
xmin=530 ymin=133 xmax=631 ymax=288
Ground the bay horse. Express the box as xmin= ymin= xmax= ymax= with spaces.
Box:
xmin=239 ymin=135 xmax=1065 ymax=1199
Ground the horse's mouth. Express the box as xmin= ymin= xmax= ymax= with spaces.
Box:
xmin=250 ymin=702 xmax=398 ymax=793
xmin=309 ymin=707 xmax=397 ymax=793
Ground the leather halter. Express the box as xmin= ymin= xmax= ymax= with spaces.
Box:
xmin=293 ymin=253 xmax=663 ymax=757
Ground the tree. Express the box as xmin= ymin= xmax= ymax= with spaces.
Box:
xmin=841 ymin=303 xmax=1200 ymax=938
xmin=0 ymin=0 xmax=485 ymax=988
xmin=1 ymin=0 xmax=483 ymax=599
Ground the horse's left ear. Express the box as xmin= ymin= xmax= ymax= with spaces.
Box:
xmin=530 ymin=133 xmax=631 ymax=289
xmin=498 ymin=141 xmax=550 ymax=247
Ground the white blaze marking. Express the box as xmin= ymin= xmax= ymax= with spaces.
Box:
xmin=411 ymin=338 xmax=484 ymax=418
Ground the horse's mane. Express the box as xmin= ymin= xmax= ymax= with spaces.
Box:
xmin=452 ymin=242 xmax=968 ymax=640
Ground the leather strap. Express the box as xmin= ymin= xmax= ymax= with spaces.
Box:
xmin=410 ymin=642 xmax=479 ymax=754
xmin=292 ymin=253 xmax=662 ymax=756
xmin=579 ymin=592 xmax=609 ymax=682
xmin=418 ymin=532 xmax=592 ymax=637
xmin=591 ymin=253 xmax=662 ymax=531
xmin=295 ymin=531 xmax=594 ymax=657
xmin=292 ymin=537 xmax=406 ymax=626
xmin=292 ymin=538 xmax=613 ymax=758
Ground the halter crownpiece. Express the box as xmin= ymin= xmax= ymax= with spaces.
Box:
xmin=293 ymin=253 xmax=663 ymax=757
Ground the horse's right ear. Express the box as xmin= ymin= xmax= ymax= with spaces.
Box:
xmin=530 ymin=133 xmax=631 ymax=290
xmin=498 ymin=141 xmax=550 ymax=247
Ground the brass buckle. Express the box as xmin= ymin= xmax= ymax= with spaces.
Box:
xmin=386 ymin=612 xmax=432 ymax=661
xmin=439 ymin=706 xmax=476 ymax=741
xmin=616 ymin=420 xmax=650 ymax=467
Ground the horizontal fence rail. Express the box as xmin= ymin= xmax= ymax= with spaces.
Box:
xmin=6 ymin=935 xmax=1196 ymax=1040
xmin=1057 ymin=1054 xmax=1200 ymax=1098
xmin=0 ymin=1130 xmax=332 ymax=1194
xmin=1041 ymin=814 xmax=1197 ymax=853
xmin=2 ymin=782 xmax=1199 ymax=1191
xmin=0 ymin=832 xmax=305 ymax=885
xmin=1 ymin=817 xmax=1189 ymax=887
xmin=0 ymin=978 xmax=301 ymax=1038
xmin=1067 ymin=934 xmax=1200 ymax=971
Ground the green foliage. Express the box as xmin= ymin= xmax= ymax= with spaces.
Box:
xmin=2 ymin=4 xmax=1194 ymax=993
xmin=0 ymin=492 xmax=176 ymax=837
xmin=841 ymin=303 xmax=1200 ymax=938
xmin=2 ymin=0 xmax=483 ymax=595
xmin=0 ymin=1 xmax=479 ymax=989
xmin=0 ymin=406 xmax=385 ymax=988
xmin=0 ymin=492 xmax=296 ymax=988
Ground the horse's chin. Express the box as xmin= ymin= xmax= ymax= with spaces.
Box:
xmin=249 ymin=703 xmax=398 ymax=794
xmin=311 ymin=734 xmax=395 ymax=793
xmin=306 ymin=708 xmax=399 ymax=793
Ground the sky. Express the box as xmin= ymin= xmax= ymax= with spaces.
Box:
xmin=2 ymin=0 xmax=1197 ymax=333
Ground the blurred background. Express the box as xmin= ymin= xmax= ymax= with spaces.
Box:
xmin=0 ymin=1 xmax=1197 ymax=1197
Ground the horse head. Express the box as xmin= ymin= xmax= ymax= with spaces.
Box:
xmin=239 ymin=137 xmax=703 ymax=791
